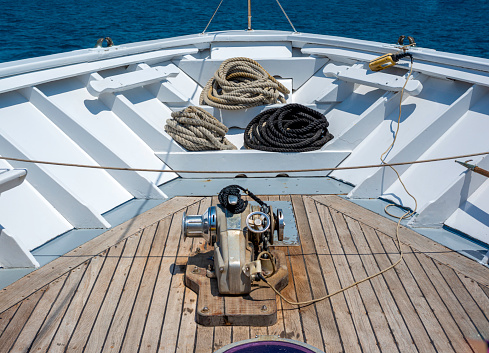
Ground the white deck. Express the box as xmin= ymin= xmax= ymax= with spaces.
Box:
xmin=0 ymin=30 xmax=489 ymax=267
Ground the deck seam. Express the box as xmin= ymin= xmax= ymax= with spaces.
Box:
xmin=433 ymin=260 xmax=489 ymax=342
xmin=43 ymin=261 xmax=90 ymax=353
xmin=137 ymin=216 xmax=175 ymax=353
xmin=63 ymin=252 xmax=109 ymax=352
xmin=118 ymin=222 xmax=160 ymax=352
xmin=343 ymin=215 xmax=401 ymax=352
xmin=310 ymin=195 xmax=489 ymax=287
xmin=389 ymin=241 xmax=456 ymax=352
xmin=317 ymin=204 xmax=366 ymax=352
xmin=339 ymin=211 xmax=398 ymax=352
xmin=99 ymin=230 xmax=144 ymax=352
xmin=360 ymin=223 xmax=421 ymax=353
xmin=374 ymin=229 xmax=438 ymax=352
xmin=4 ymin=281 xmax=47 ymax=352
xmin=410 ymin=250 xmax=471 ymax=352
xmin=308 ymin=199 xmax=345 ymax=352
xmin=81 ymin=240 xmax=127 ymax=352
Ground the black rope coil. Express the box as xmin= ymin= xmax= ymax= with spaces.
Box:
xmin=244 ymin=104 xmax=334 ymax=152
xmin=218 ymin=185 xmax=268 ymax=214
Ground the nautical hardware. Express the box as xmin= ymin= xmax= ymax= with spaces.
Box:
xmin=369 ymin=52 xmax=413 ymax=72
xmin=397 ymin=35 xmax=416 ymax=47
xmin=455 ymin=160 xmax=489 ymax=178
xmin=217 ymin=184 xmax=268 ymax=214
xmin=182 ymin=187 xmax=285 ymax=295
xmin=200 ymin=57 xmax=290 ymax=110
xmin=94 ymin=37 xmax=114 ymax=48
xmin=244 ymin=103 xmax=334 ymax=152
xmin=164 ymin=106 xmax=237 ymax=151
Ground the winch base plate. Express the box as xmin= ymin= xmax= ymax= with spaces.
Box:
xmin=185 ymin=250 xmax=288 ymax=326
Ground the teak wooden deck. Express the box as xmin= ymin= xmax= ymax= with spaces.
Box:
xmin=1 ymin=195 xmax=488 ymax=353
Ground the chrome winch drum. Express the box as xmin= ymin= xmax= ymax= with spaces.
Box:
xmin=182 ymin=206 xmax=217 ymax=244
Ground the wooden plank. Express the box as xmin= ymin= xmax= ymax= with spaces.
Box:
xmin=329 ymin=208 xmax=399 ymax=352
xmin=303 ymin=196 xmax=355 ymax=353
xmin=311 ymin=195 xmax=489 ymax=287
xmin=214 ymin=326 xmax=232 ymax=351
xmin=102 ymin=222 xmax=158 ymax=352
xmin=160 ymin=200 xmax=204 ymax=353
xmin=175 ymin=199 xmax=209 ymax=352
xmin=397 ymin=246 xmax=471 ymax=352
xmin=327 ymin=208 xmax=381 ymax=353
xmin=457 ymin=273 xmax=489 ymax=331
xmin=120 ymin=217 xmax=172 ymax=352
xmin=232 ymin=326 xmax=250 ymax=342
xmin=48 ymin=255 xmax=106 ymax=353
xmin=289 ymin=195 xmax=325 ymax=351
xmin=377 ymin=234 xmax=456 ymax=353
xmin=0 ymin=303 xmax=20 ymax=339
xmin=313 ymin=203 xmax=369 ymax=353
xmin=159 ymin=264 xmax=186 ymax=353
xmin=479 ymin=284 xmax=489 ymax=299
xmin=195 ymin=325 xmax=214 ymax=353
xmin=175 ymin=286 xmax=198 ymax=353
xmin=139 ymin=209 xmax=184 ymax=351
xmin=64 ymin=245 xmax=124 ymax=352
xmin=345 ymin=215 xmax=417 ymax=353
xmin=435 ymin=261 xmax=489 ymax=340
xmin=0 ymin=196 xmax=204 ymax=314
xmin=9 ymin=273 xmax=68 ymax=353
xmin=414 ymin=254 xmax=482 ymax=350
xmin=361 ymin=224 xmax=435 ymax=352
xmin=278 ymin=195 xmax=304 ymax=343
xmin=28 ymin=263 xmax=89 ymax=353
xmin=83 ymin=233 xmax=141 ymax=352
xmin=0 ymin=288 xmax=44 ymax=352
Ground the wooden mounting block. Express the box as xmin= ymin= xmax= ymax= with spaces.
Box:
xmin=185 ymin=249 xmax=288 ymax=326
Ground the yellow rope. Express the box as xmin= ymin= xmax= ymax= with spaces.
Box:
xmin=261 ymin=57 xmax=417 ymax=307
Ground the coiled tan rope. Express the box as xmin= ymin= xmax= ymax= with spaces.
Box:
xmin=164 ymin=106 xmax=236 ymax=151
xmin=200 ymin=57 xmax=290 ymax=110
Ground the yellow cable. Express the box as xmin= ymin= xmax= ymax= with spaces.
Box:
xmin=262 ymin=57 xmax=417 ymax=306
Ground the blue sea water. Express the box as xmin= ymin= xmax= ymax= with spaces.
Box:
xmin=0 ymin=0 xmax=488 ymax=63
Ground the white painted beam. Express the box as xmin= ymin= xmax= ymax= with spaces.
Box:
xmin=0 ymin=135 xmax=111 ymax=228
xmin=87 ymin=64 xmax=179 ymax=97
xmin=24 ymin=87 xmax=169 ymax=199
xmin=350 ymin=84 xmax=486 ymax=199
xmin=157 ymin=150 xmax=350 ymax=178
xmin=0 ymin=226 xmax=39 ymax=268
xmin=0 ymin=169 xmax=26 ymax=194
xmin=324 ymin=63 xmax=423 ymax=95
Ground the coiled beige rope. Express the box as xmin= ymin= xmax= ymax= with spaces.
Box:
xmin=164 ymin=106 xmax=236 ymax=151
xmin=200 ymin=57 xmax=290 ymax=110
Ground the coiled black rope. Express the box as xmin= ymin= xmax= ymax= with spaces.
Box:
xmin=218 ymin=185 xmax=268 ymax=214
xmin=244 ymin=104 xmax=334 ymax=152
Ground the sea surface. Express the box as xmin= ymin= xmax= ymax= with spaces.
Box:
xmin=0 ymin=0 xmax=488 ymax=63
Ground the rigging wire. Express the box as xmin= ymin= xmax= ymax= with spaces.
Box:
xmin=275 ymin=0 xmax=297 ymax=32
xmin=201 ymin=0 xmax=226 ymax=34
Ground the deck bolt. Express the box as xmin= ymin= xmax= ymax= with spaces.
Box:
xmin=219 ymin=266 xmax=225 ymax=272
xmin=202 ymin=306 xmax=209 ymax=313
xmin=192 ymin=266 xmax=199 ymax=273
xmin=261 ymin=305 xmax=267 ymax=311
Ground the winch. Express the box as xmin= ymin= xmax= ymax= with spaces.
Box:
xmin=182 ymin=195 xmax=285 ymax=295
